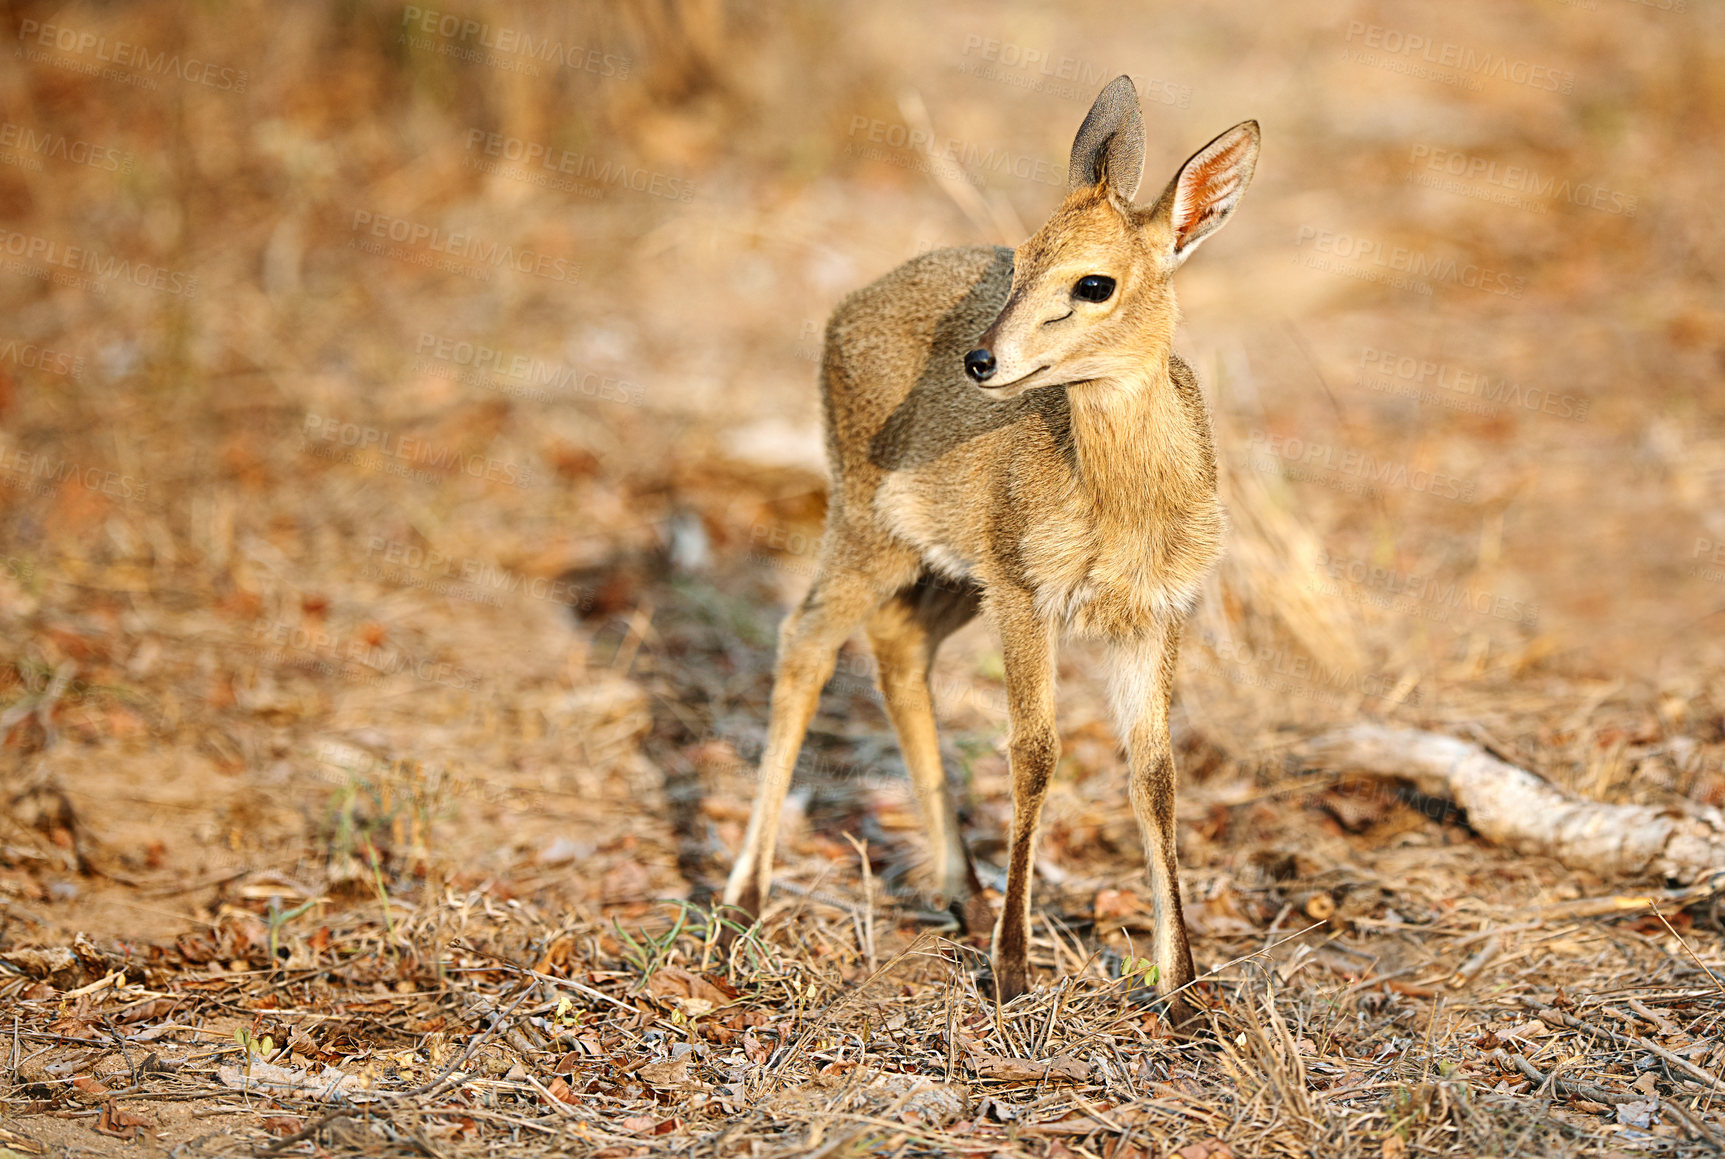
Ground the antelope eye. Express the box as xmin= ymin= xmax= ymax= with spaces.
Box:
xmin=1073 ymin=275 xmax=1115 ymax=302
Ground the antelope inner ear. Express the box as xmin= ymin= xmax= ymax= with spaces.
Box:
xmin=1150 ymin=120 xmax=1260 ymax=266
xmin=1068 ymin=75 xmax=1145 ymax=201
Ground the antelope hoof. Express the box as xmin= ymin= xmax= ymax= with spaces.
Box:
xmin=1127 ymin=985 xmax=1202 ymax=1035
xmin=715 ymin=890 xmax=761 ymax=949
xmin=951 ymin=892 xmax=997 ymax=941
xmin=993 ymin=958 xmax=1029 ymax=1003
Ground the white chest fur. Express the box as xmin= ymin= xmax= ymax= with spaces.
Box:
xmin=1020 ymin=487 xmax=1213 ymax=639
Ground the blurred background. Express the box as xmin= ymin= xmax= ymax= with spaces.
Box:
xmin=1 ymin=0 xmax=1725 ymax=1149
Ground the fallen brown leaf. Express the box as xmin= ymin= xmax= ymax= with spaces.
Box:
xmin=974 ymin=1054 xmax=1090 ymax=1083
xmin=646 ymin=965 xmax=737 ymax=1008
xmin=637 ymin=1056 xmax=692 ymax=1087
xmin=1177 ymin=1140 xmax=1234 ymax=1159
xmin=0 ymin=1125 xmax=46 ymax=1155
xmin=1094 ymin=888 xmax=1146 ymax=922
xmin=1022 ymin=1114 xmax=1118 ymax=1135
xmin=93 ymin=1103 xmax=152 ymax=1139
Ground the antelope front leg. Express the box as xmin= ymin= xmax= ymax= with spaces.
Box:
xmin=1109 ymin=622 xmax=1198 ymax=1026
xmin=989 ymin=587 xmax=1059 ymax=1002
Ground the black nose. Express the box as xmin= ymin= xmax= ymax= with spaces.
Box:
xmin=964 ymin=348 xmax=996 ymax=383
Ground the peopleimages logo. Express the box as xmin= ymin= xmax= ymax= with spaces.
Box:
xmin=1244 ymin=429 xmax=1475 ymax=503
xmin=364 ymin=536 xmax=595 ymax=611
xmin=1341 ymin=22 xmax=1575 ymax=94
xmin=400 ymin=7 xmax=631 ymax=78
xmin=463 ymin=130 xmax=695 ymax=202
xmin=16 ymin=19 xmax=248 ymax=91
xmin=300 ymin=413 xmax=535 ymax=488
xmin=1197 ymin=630 xmax=1421 ymax=707
xmin=0 ymin=447 xmax=150 ymax=502
xmin=249 ymin=619 xmax=481 ymax=692
xmin=1689 ymin=539 xmax=1725 ymax=585
xmin=0 ymin=228 xmax=198 ymax=297
xmin=0 ymin=338 xmax=82 ymax=379
xmin=414 ymin=333 xmax=644 ymax=407
xmin=0 ymin=122 xmax=133 ymax=174
xmin=955 ymin=38 xmax=1194 ymax=109
xmin=1294 ymin=226 xmax=1524 ymax=299
xmin=349 ymin=211 xmax=582 ymax=285
xmin=1312 ymin=550 xmax=1540 ymax=628
xmin=1358 ymin=346 xmax=1589 ymax=421
xmin=958 ymin=35 xmax=1108 ymax=84
xmin=1408 ymin=144 xmax=1637 ymax=217
xmin=846 ymin=116 xmax=1063 ymax=188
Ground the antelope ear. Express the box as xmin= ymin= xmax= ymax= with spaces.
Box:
xmin=1148 ymin=120 xmax=1260 ymax=267
xmin=1068 ymin=75 xmax=1144 ymax=201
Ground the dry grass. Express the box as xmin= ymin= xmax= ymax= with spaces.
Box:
xmin=3 ymin=1 xmax=1725 ymax=1155
xmin=9 ymin=838 xmax=1725 ymax=1157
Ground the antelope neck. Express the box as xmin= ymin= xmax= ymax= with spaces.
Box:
xmin=1063 ymin=356 xmax=1205 ymax=522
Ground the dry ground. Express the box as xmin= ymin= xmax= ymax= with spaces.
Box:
xmin=3 ymin=2 xmax=1725 ymax=1156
